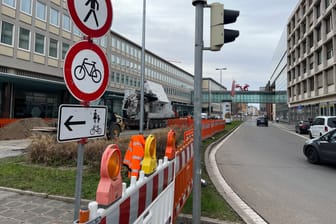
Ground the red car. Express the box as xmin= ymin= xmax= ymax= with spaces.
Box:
xmin=295 ymin=120 xmax=311 ymax=134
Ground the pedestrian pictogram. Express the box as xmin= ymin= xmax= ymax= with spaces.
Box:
xmin=90 ymin=109 xmax=102 ymax=135
xmin=64 ymin=41 xmax=109 ymax=102
xmin=84 ymin=0 xmax=100 ymax=27
xmin=67 ymin=0 xmax=113 ymax=38
xmin=57 ymin=104 xmax=107 ymax=142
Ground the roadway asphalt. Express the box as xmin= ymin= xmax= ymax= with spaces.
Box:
xmin=0 ymin=121 xmax=295 ymax=224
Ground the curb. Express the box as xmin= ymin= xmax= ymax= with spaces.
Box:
xmin=0 ymin=186 xmax=91 ymax=205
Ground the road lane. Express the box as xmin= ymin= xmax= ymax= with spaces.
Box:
xmin=216 ymin=119 xmax=336 ymax=224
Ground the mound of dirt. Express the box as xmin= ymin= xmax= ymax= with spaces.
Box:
xmin=0 ymin=118 xmax=52 ymax=140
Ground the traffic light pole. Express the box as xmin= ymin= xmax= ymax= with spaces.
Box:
xmin=192 ymin=0 xmax=206 ymax=223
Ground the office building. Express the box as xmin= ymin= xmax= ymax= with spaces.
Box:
xmin=287 ymin=0 xmax=336 ymax=120
xmin=0 ymin=0 xmax=194 ymax=119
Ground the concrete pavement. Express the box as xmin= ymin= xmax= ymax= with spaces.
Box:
xmin=0 ymin=188 xmax=76 ymax=224
xmin=0 ymin=139 xmax=32 ymax=159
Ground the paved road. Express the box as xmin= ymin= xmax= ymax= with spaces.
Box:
xmin=215 ymin=119 xmax=336 ymax=224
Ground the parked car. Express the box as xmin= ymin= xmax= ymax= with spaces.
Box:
xmin=309 ymin=116 xmax=336 ymax=139
xmin=256 ymin=116 xmax=268 ymax=127
xmin=295 ymin=120 xmax=311 ymax=134
xmin=303 ymin=128 xmax=336 ymax=164
xmin=201 ymin=113 xmax=208 ymax=119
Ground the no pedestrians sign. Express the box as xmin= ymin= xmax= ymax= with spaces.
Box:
xmin=67 ymin=0 xmax=113 ymax=37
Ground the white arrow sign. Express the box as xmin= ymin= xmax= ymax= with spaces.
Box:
xmin=57 ymin=104 xmax=107 ymax=142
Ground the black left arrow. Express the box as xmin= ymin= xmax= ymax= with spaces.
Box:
xmin=64 ymin=115 xmax=86 ymax=131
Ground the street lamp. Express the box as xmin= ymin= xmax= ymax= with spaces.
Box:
xmin=215 ymin=67 xmax=227 ymax=86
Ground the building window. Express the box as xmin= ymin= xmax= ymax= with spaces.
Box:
xmin=0 ymin=21 xmax=14 ymax=45
xmin=73 ymin=25 xmax=81 ymax=36
xmin=308 ymin=12 xmax=313 ymax=27
xmin=316 ymin=49 xmax=322 ymax=65
xmin=34 ymin=33 xmax=45 ymax=54
xmin=303 ymin=80 xmax=307 ymax=93
xmin=325 ymin=0 xmax=331 ymax=8
xmin=50 ymin=8 xmax=60 ymax=27
xmin=302 ymin=40 xmax=306 ymax=54
xmin=326 ymin=41 xmax=333 ymax=59
xmin=36 ymin=1 xmax=46 ymax=21
xmin=62 ymin=14 xmax=71 ymax=32
xmin=62 ymin=42 xmax=69 ymax=59
xmin=317 ymin=73 xmax=323 ymax=88
xmin=116 ymin=73 xmax=120 ymax=83
xmin=100 ymin=36 xmax=106 ymax=48
xmin=2 ymin=0 xmax=15 ymax=7
xmin=112 ymin=37 xmax=117 ymax=48
xmin=18 ymin=27 xmax=30 ymax=50
xmin=325 ymin=15 xmax=332 ymax=33
xmin=297 ymin=84 xmax=301 ymax=95
xmin=49 ymin=38 xmax=58 ymax=58
xmin=308 ymin=33 xmax=314 ymax=48
xmin=316 ymin=25 xmax=321 ymax=41
xmin=309 ymin=77 xmax=314 ymax=91
xmin=326 ymin=68 xmax=334 ymax=85
xmin=20 ymin=0 xmax=32 ymax=14
xmin=309 ymin=55 xmax=314 ymax=69
xmin=303 ymin=60 xmax=307 ymax=73
xmin=316 ymin=3 xmax=321 ymax=19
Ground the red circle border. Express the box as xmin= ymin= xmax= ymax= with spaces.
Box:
xmin=67 ymin=0 xmax=113 ymax=38
xmin=64 ymin=41 xmax=109 ymax=102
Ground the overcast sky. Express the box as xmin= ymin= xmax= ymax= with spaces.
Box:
xmin=110 ymin=0 xmax=299 ymax=90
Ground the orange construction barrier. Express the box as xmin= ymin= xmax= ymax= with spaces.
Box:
xmin=123 ymin=135 xmax=146 ymax=179
xmin=165 ymin=129 xmax=176 ymax=160
xmin=96 ymin=144 xmax=122 ymax=206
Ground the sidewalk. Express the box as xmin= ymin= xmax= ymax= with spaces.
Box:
xmin=0 ymin=139 xmax=31 ymax=159
xmin=0 ymin=188 xmax=75 ymax=224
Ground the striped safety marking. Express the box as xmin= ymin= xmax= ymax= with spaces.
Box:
xmin=175 ymin=142 xmax=193 ymax=173
xmin=102 ymin=160 xmax=175 ymax=224
xmin=174 ymin=180 xmax=193 ymax=219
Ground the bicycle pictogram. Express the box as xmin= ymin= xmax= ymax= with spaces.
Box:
xmin=74 ymin=58 xmax=102 ymax=83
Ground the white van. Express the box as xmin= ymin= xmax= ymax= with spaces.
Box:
xmin=309 ymin=116 xmax=336 ymax=138
xmin=201 ymin=113 xmax=208 ymax=119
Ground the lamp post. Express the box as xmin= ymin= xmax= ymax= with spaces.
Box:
xmin=216 ymin=68 xmax=227 ymax=120
xmin=215 ymin=67 xmax=227 ymax=85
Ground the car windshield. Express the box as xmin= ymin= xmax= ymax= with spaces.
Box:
xmin=328 ymin=118 xmax=336 ymax=128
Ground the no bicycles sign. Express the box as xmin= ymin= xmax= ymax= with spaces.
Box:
xmin=63 ymin=41 xmax=109 ymax=102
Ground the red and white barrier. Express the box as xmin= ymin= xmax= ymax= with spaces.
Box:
xmin=76 ymin=133 xmax=196 ymax=224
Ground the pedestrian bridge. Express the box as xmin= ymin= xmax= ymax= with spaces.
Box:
xmin=204 ymin=91 xmax=287 ymax=104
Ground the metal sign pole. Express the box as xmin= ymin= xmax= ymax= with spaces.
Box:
xmin=192 ymin=0 xmax=206 ymax=223
xmin=73 ymin=138 xmax=86 ymax=221
xmin=139 ymin=0 xmax=146 ymax=134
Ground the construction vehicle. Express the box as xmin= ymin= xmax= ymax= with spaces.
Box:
xmin=122 ymin=80 xmax=175 ymax=129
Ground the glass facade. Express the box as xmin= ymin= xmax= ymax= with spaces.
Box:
xmin=267 ymin=28 xmax=289 ymax=122
xmin=13 ymin=90 xmax=60 ymax=118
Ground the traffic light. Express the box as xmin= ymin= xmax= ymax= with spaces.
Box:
xmin=210 ymin=3 xmax=240 ymax=51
